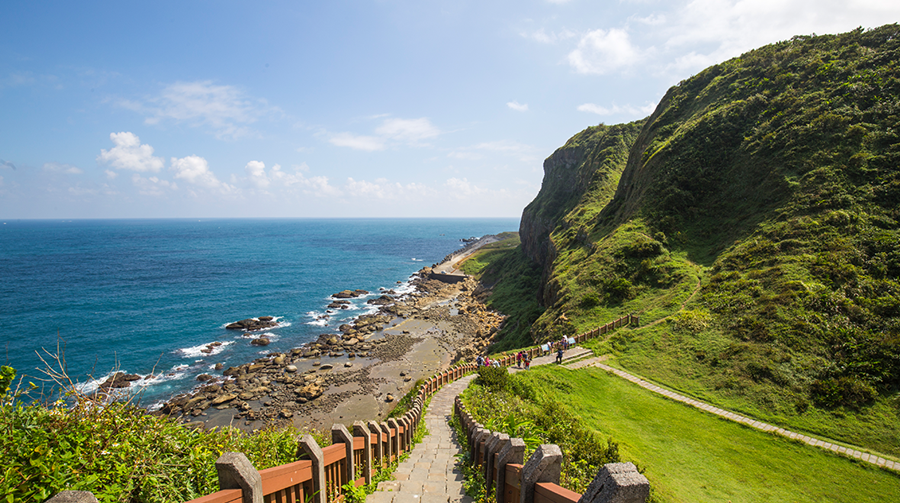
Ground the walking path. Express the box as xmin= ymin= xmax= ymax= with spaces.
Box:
xmin=366 ymin=347 xmax=591 ymax=503
xmin=567 ymin=356 xmax=900 ymax=472
xmin=367 ymin=375 xmax=477 ymax=503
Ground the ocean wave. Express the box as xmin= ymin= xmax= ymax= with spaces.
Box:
xmin=177 ymin=340 xmax=234 ymax=358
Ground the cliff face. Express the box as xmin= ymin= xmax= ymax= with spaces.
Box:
xmin=505 ymin=25 xmax=900 ymax=448
xmin=519 ymin=122 xmax=644 ymax=274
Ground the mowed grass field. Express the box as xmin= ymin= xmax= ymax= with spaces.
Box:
xmin=517 ymin=365 xmax=900 ymax=503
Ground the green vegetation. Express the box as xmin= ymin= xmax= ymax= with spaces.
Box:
xmin=0 ymin=366 xmax=327 ymax=503
xmin=461 ymin=368 xmax=620 ymax=494
xmin=387 ymin=378 xmax=424 ymax=418
xmin=510 ymin=364 xmax=900 ymax=503
xmin=458 ymin=233 xmax=545 ymax=351
xmin=503 ymin=24 xmax=900 ymax=456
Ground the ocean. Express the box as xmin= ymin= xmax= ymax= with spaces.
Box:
xmin=0 ymin=218 xmax=518 ymax=407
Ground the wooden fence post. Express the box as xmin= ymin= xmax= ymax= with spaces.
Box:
xmin=368 ymin=420 xmax=384 ymax=468
xmin=519 ymin=444 xmax=562 ymax=503
xmin=495 ymin=438 xmax=526 ymax=503
xmin=577 ymin=462 xmax=649 ymax=503
xmin=484 ymin=432 xmax=510 ymax=489
xmin=298 ymin=435 xmax=327 ymax=503
xmin=215 ymin=452 xmax=263 ymax=503
xmin=332 ymin=423 xmax=355 ymax=482
xmin=353 ymin=421 xmax=373 ymax=484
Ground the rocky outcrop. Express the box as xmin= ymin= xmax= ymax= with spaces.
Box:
xmin=225 ymin=317 xmax=279 ymax=331
xmin=332 ymin=289 xmax=369 ymax=299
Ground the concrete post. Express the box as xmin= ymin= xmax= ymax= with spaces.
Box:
xmin=45 ymin=492 xmax=99 ymax=503
xmin=215 ymin=452 xmax=263 ymax=503
xmin=353 ymin=421 xmax=373 ymax=485
xmin=470 ymin=427 xmax=489 ymax=465
xmin=368 ymin=420 xmax=384 ymax=467
xmin=380 ymin=422 xmax=393 ymax=462
xmin=495 ymin=438 xmax=526 ymax=503
xmin=298 ymin=435 xmax=327 ymax=503
xmin=519 ymin=444 xmax=563 ymax=503
xmin=484 ymin=432 xmax=510 ymax=488
xmin=387 ymin=418 xmax=401 ymax=455
xmin=578 ymin=462 xmax=649 ymax=503
xmin=332 ymin=423 xmax=355 ymax=483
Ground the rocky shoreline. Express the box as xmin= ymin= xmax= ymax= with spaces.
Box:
xmin=137 ymin=259 xmax=505 ymax=432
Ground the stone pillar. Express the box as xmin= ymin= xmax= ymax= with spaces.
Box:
xmin=298 ymin=435 xmax=327 ymax=503
xmin=215 ymin=452 xmax=263 ymax=503
xmin=387 ymin=418 xmax=401 ymax=454
xmin=368 ymin=421 xmax=384 ymax=467
xmin=380 ymin=421 xmax=393 ymax=461
xmin=519 ymin=444 xmax=562 ymax=503
xmin=353 ymin=421 xmax=373 ymax=485
xmin=332 ymin=423 xmax=355 ymax=483
xmin=470 ymin=427 xmax=489 ymax=465
xmin=578 ymin=462 xmax=649 ymax=503
xmin=45 ymin=492 xmax=99 ymax=503
xmin=484 ymin=432 xmax=510 ymax=489
xmin=495 ymin=438 xmax=526 ymax=503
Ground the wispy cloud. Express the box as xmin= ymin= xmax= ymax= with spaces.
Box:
xmin=1 ymin=159 xmax=16 ymax=170
xmin=42 ymin=162 xmax=83 ymax=175
xmin=507 ymin=101 xmax=529 ymax=112
xmin=328 ymin=132 xmax=385 ymax=151
xmin=521 ymin=27 xmax=577 ymax=44
xmin=577 ymin=102 xmax=657 ymax=117
xmin=132 ymin=173 xmax=177 ymax=197
xmin=97 ymin=132 xmax=165 ymax=173
xmin=118 ymin=81 xmax=278 ymax=139
xmin=330 ymin=116 xmax=441 ymax=151
xmin=241 ymin=160 xmax=339 ymax=196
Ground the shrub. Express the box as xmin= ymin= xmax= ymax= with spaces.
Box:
xmin=476 ymin=366 xmax=509 ymax=391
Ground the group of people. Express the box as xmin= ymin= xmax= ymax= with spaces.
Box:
xmin=476 ymin=338 xmax=573 ymax=370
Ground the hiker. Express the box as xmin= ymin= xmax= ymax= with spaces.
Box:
xmin=524 ymin=354 xmax=531 ymax=370
xmin=476 ymin=355 xmax=484 ymax=366
xmin=556 ymin=346 xmax=564 ymax=364
xmin=516 ymin=351 xmax=522 ymax=368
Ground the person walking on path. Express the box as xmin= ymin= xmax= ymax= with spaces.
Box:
xmin=556 ymin=346 xmax=564 ymax=364
xmin=524 ymin=354 xmax=531 ymax=370
xmin=516 ymin=351 xmax=522 ymax=368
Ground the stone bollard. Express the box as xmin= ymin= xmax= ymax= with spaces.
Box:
xmin=495 ymin=438 xmax=526 ymax=503
xmin=215 ymin=452 xmax=263 ymax=503
xmin=484 ymin=432 xmax=510 ymax=489
xmin=298 ymin=435 xmax=327 ymax=503
xmin=380 ymin=422 xmax=393 ymax=462
xmin=45 ymin=492 xmax=99 ymax=503
xmin=332 ymin=423 xmax=355 ymax=483
xmin=519 ymin=444 xmax=563 ymax=503
xmin=578 ymin=462 xmax=649 ymax=503
xmin=354 ymin=421 xmax=374 ymax=485
xmin=368 ymin=420 xmax=384 ymax=468
xmin=387 ymin=418 xmax=401 ymax=454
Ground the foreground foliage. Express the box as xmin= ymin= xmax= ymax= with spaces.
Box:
xmin=0 ymin=367 xmax=325 ymax=503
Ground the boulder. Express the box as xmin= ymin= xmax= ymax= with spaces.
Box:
xmin=210 ymin=393 xmax=237 ymax=406
xmin=251 ymin=338 xmax=271 ymax=346
xmin=285 ymin=365 xmax=298 ymax=373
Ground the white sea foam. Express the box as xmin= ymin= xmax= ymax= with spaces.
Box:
xmin=177 ymin=340 xmax=234 ymax=358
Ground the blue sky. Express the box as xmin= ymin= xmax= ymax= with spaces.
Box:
xmin=2 ymin=1 xmax=898 ymax=219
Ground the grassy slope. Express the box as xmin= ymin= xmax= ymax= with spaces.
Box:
xmin=517 ymin=365 xmax=900 ymax=503
xmin=515 ymin=25 xmax=900 ymax=456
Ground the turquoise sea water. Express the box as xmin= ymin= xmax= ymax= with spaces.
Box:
xmin=0 ymin=218 xmax=517 ymax=406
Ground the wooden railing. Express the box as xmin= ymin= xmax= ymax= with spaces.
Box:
xmin=455 ymin=376 xmax=650 ymax=503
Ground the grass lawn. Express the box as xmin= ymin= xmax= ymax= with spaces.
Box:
xmin=518 ymin=365 xmax=900 ymax=503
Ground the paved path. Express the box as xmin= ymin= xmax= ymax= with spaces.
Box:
xmin=367 ymin=375 xmax=477 ymax=503
xmin=365 ymin=346 xmax=591 ymax=503
xmin=567 ymin=356 xmax=900 ymax=472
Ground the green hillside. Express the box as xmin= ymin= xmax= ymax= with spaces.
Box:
xmin=481 ymin=24 xmax=900 ymax=456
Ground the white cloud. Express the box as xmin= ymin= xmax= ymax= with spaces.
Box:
xmin=345 ymin=177 xmax=434 ymax=200
xmin=448 ymin=151 xmax=484 ymax=160
xmin=245 ymin=160 xmax=269 ymax=189
xmin=444 ymin=178 xmax=486 ymax=197
xmin=329 ymin=116 xmax=441 ymax=151
xmin=329 ymin=132 xmax=385 ymax=151
xmin=564 ymin=1 xmax=900 ymax=77
xmin=578 ymin=102 xmax=657 ymax=117
xmin=567 ymin=28 xmax=644 ymax=74
xmin=105 ymin=170 xmax=118 ymax=179
xmin=375 ymin=118 xmax=440 ymax=142
xmin=97 ymin=132 xmax=165 ymax=173
xmin=239 ymin=160 xmax=339 ymax=196
xmin=170 ymin=155 xmax=234 ymax=193
xmin=522 ymin=28 xmax=577 ymax=44
xmin=119 ymin=81 xmax=277 ymax=139
xmin=507 ymin=101 xmax=529 ymax=112
xmin=42 ymin=162 xmax=83 ymax=175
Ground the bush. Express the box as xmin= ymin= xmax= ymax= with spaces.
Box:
xmin=476 ymin=366 xmax=509 ymax=391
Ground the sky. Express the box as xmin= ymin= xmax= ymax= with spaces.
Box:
xmin=1 ymin=1 xmax=898 ymax=219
